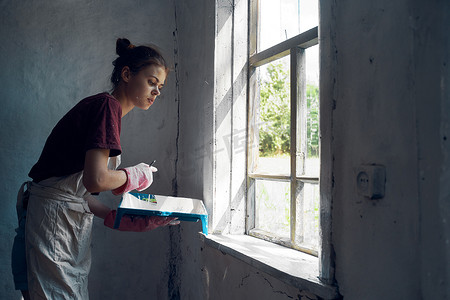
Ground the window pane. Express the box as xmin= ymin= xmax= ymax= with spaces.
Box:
xmin=255 ymin=179 xmax=290 ymax=238
xmin=297 ymin=44 xmax=320 ymax=177
xmin=259 ymin=0 xmax=319 ymax=52
xmin=294 ymin=181 xmax=319 ymax=251
xmin=255 ymin=56 xmax=290 ymax=176
xmin=299 ymin=0 xmax=319 ymax=33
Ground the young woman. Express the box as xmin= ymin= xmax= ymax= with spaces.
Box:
xmin=11 ymin=38 xmax=178 ymax=299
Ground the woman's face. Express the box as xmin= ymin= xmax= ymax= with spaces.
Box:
xmin=126 ymin=64 xmax=167 ymax=110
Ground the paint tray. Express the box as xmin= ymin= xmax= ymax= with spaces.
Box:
xmin=113 ymin=192 xmax=208 ymax=235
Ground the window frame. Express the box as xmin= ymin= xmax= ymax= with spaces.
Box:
xmin=247 ymin=26 xmax=319 ymax=252
xmin=246 ymin=0 xmax=334 ymax=284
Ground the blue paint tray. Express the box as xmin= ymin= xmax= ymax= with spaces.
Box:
xmin=113 ymin=192 xmax=208 ymax=235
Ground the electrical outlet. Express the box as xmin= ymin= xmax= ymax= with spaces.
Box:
xmin=356 ymin=164 xmax=386 ymax=199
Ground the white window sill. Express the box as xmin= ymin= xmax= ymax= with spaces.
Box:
xmin=200 ymin=234 xmax=339 ymax=300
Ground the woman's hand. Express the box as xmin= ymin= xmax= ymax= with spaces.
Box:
xmin=103 ymin=210 xmax=179 ymax=232
xmin=111 ymin=163 xmax=158 ymax=195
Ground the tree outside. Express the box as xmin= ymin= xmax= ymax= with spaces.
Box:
xmin=258 ymin=62 xmax=319 ymax=159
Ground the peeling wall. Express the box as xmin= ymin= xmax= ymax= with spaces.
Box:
xmin=200 ymin=245 xmax=320 ymax=300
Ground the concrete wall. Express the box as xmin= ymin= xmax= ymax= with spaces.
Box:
xmin=1 ymin=0 xmax=449 ymax=299
xmin=322 ymin=0 xmax=450 ymax=299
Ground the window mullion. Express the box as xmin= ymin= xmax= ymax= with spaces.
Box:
xmin=246 ymin=0 xmax=259 ymax=235
xmin=290 ymin=48 xmax=298 ymax=245
xmin=246 ymin=66 xmax=258 ymax=234
xmin=290 ymin=46 xmax=306 ymax=245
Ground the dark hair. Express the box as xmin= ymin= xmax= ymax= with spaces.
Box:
xmin=111 ymin=38 xmax=169 ymax=88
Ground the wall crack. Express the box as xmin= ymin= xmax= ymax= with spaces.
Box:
xmin=171 ymin=0 xmax=181 ymax=197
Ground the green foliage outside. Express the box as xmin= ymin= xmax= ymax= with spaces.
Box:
xmin=306 ymin=84 xmax=319 ymax=157
xmin=259 ymin=63 xmax=320 ymax=158
xmin=259 ymin=62 xmax=290 ymax=156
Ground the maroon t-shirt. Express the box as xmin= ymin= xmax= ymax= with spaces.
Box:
xmin=29 ymin=93 xmax=122 ymax=182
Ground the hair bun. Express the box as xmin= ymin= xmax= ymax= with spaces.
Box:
xmin=116 ymin=38 xmax=135 ymax=57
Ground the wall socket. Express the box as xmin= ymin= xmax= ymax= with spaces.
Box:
xmin=356 ymin=164 xmax=386 ymax=199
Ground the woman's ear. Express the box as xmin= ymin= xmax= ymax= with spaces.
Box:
xmin=121 ymin=66 xmax=131 ymax=83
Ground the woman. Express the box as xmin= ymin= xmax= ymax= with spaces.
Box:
xmin=12 ymin=38 xmax=178 ymax=299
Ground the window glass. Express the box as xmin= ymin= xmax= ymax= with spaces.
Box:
xmin=255 ymin=179 xmax=291 ymax=238
xmin=259 ymin=0 xmax=319 ymax=52
xmin=297 ymin=44 xmax=320 ymax=178
xmin=299 ymin=0 xmax=319 ymax=33
xmin=294 ymin=181 xmax=319 ymax=251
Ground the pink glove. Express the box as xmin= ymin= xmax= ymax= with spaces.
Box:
xmin=112 ymin=163 xmax=157 ymax=195
xmin=104 ymin=210 xmax=179 ymax=232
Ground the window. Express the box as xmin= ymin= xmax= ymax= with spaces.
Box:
xmin=206 ymin=1 xmax=336 ymax=293
xmin=247 ymin=0 xmax=320 ymax=255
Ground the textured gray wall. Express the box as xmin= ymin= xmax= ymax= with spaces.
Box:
xmin=0 ymin=1 xmax=178 ymax=299
xmin=325 ymin=0 xmax=450 ymax=299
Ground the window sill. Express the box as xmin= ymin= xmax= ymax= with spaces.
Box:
xmin=200 ymin=234 xmax=339 ymax=300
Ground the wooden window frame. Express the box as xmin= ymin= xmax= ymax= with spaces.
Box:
xmin=246 ymin=0 xmax=334 ymax=284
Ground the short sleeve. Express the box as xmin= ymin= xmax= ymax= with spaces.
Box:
xmin=85 ymin=97 xmax=122 ymax=157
